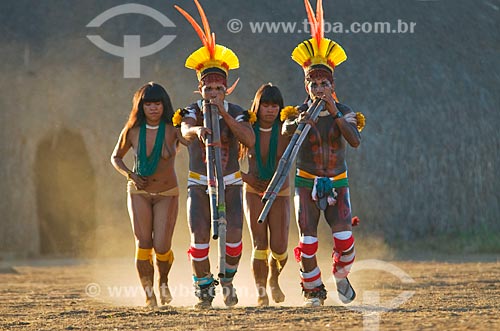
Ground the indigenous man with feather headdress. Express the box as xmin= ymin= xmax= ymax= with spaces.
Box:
xmin=283 ymin=0 xmax=365 ymax=307
xmin=174 ymin=0 xmax=255 ymax=309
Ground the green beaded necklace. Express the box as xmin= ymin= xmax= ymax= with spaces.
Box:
xmin=135 ymin=121 xmax=165 ymax=176
xmin=254 ymin=121 xmax=279 ymax=180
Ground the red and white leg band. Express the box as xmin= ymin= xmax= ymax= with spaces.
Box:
xmin=332 ymin=231 xmax=355 ymax=279
xmin=294 ymin=236 xmax=318 ymax=262
xmin=300 ymin=266 xmax=323 ymax=290
xmin=187 ymin=243 xmax=210 ymax=261
xmin=226 ymin=241 xmax=243 ymax=257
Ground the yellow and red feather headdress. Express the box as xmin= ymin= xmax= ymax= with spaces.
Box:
xmin=175 ymin=0 xmax=239 ymax=84
xmin=292 ymin=0 xmax=347 ymax=75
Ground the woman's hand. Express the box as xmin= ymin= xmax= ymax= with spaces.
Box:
xmin=130 ymin=173 xmax=148 ymax=190
xmin=242 ymin=172 xmax=270 ymax=193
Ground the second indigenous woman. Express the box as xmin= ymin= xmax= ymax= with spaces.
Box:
xmin=241 ymin=83 xmax=292 ymax=306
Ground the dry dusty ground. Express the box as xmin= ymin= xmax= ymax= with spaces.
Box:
xmin=0 ymin=255 xmax=498 ymax=331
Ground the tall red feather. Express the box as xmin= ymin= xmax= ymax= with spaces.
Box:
xmin=304 ymin=0 xmax=318 ymax=42
xmin=193 ymin=0 xmax=215 ymax=56
xmin=211 ymin=32 xmax=216 ymax=53
xmin=316 ymin=0 xmax=324 ymax=41
xmin=174 ymin=5 xmax=209 ymax=50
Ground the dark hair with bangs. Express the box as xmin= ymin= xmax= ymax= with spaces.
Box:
xmin=250 ymin=83 xmax=284 ymax=121
xmin=120 ymin=82 xmax=174 ymax=148
xmin=138 ymin=82 xmax=174 ymax=123
xmin=239 ymin=83 xmax=284 ymax=160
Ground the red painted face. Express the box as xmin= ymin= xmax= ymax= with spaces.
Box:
xmin=306 ymin=78 xmax=333 ymax=99
xmin=199 ymin=73 xmax=227 ymax=103
xmin=305 ymin=69 xmax=335 ymax=99
xmin=201 ymin=82 xmax=226 ymax=102
xmin=200 ymin=73 xmax=227 ymax=88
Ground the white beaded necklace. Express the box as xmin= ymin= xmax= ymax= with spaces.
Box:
xmin=259 ymin=126 xmax=273 ymax=132
xmin=146 ymin=124 xmax=159 ymax=129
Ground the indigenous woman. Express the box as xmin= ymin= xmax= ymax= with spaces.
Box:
xmin=111 ymin=82 xmax=182 ymax=307
xmin=240 ymin=83 xmax=291 ymax=306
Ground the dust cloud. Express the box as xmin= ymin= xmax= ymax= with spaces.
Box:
xmin=89 ymin=179 xmax=394 ymax=308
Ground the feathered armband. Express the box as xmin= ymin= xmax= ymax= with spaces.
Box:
xmin=172 ymin=108 xmax=188 ymax=128
xmin=243 ymin=110 xmax=257 ymax=124
xmin=355 ymin=112 xmax=365 ymax=132
xmin=280 ymin=106 xmax=299 ymax=122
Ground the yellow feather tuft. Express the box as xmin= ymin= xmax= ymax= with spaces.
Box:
xmin=292 ymin=38 xmax=347 ymax=71
xmin=214 ymin=45 xmax=239 ymax=69
xmin=327 ymin=43 xmax=347 ymax=67
xmin=177 ymin=0 xmax=239 ymax=80
xmin=292 ymin=0 xmax=347 ymax=73
xmin=185 ymin=44 xmax=239 ymax=78
xmin=318 ymin=38 xmax=330 ymax=57
xmin=185 ymin=46 xmax=211 ymax=70
xmin=291 ymin=42 xmax=313 ymax=67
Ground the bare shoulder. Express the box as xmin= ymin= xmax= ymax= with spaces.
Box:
xmin=126 ymin=126 xmax=139 ymax=141
xmin=165 ymin=123 xmax=177 ymax=138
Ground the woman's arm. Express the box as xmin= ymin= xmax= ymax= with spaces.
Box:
xmin=110 ymin=128 xmax=133 ymax=177
xmin=110 ymin=128 xmax=147 ymax=189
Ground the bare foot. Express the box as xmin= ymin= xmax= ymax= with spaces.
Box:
xmin=159 ymin=284 xmax=172 ymax=305
xmin=257 ymin=294 xmax=269 ymax=306
xmin=222 ymin=284 xmax=238 ymax=307
xmin=269 ymin=282 xmax=285 ymax=303
xmin=268 ymin=258 xmax=285 ymax=303
xmin=140 ymin=276 xmax=158 ymax=309
xmin=145 ymin=295 xmax=158 ymax=309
